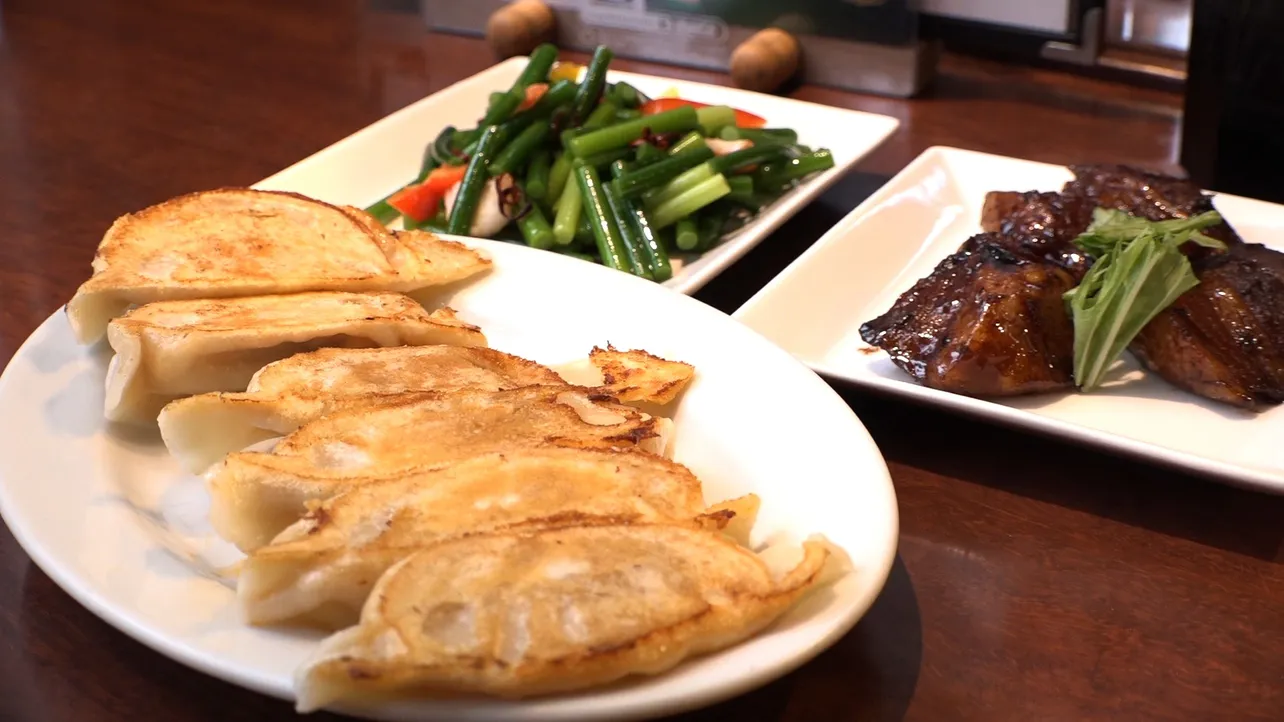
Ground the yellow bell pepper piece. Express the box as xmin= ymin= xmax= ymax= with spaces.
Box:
xmin=548 ymin=61 xmax=584 ymax=84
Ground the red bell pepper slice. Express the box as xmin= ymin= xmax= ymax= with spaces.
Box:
xmin=517 ymin=83 xmax=549 ymax=112
xmin=387 ymin=165 xmax=468 ymax=222
xmin=423 ymin=164 xmax=467 ymax=192
xmin=388 ymin=184 xmax=441 ymax=223
xmin=638 ymin=97 xmax=767 ymax=128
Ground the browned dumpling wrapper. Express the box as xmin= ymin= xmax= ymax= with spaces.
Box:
xmin=239 ymin=447 xmax=759 ymax=629
xmin=158 ymin=345 xmax=561 ymax=473
xmin=104 ymin=292 xmax=485 ymax=426
xmin=293 ymin=525 xmax=831 ymax=711
xmin=67 ymin=189 xmax=490 ymax=344
xmin=204 ymin=385 xmax=674 ymax=552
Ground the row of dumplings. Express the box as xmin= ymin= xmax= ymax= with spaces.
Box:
xmin=69 ymin=189 xmax=498 ymax=425
xmin=158 ymin=339 xmax=835 ymax=711
xmin=67 ymin=189 xmax=840 ymax=712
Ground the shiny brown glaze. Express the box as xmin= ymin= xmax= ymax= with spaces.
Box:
xmin=860 ymin=235 xmax=1076 ymax=397
xmin=1065 ymin=163 xmax=1244 ymax=250
xmin=1058 ymin=166 xmax=1283 ymax=408
xmin=980 ymin=190 xmax=1095 ymax=278
xmin=981 ymin=164 xmax=1243 ymax=278
xmin=1065 ymin=164 xmax=1223 ymax=222
xmin=1132 ymin=243 xmax=1284 ymax=409
xmin=982 ymin=164 xmax=1241 ymax=277
xmin=982 ymin=165 xmax=1282 ymax=408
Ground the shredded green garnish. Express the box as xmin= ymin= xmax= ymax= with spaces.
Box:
xmin=1065 ymin=208 xmax=1226 ymax=390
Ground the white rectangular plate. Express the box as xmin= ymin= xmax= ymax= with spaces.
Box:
xmin=733 ymin=146 xmax=1284 ymax=492
xmin=252 ymin=56 xmax=899 ymax=294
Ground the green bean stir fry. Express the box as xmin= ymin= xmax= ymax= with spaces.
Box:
xmin=365 ymin=44 xmax=835 ymax=282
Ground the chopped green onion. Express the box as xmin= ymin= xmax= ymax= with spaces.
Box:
xmin=517 ymin=205 xmax=556 ymax=250
xmin=634 ymin=142 xmax=667 ymax=167
xmin=574 ymin=213 xmax=595 ymax=247
xmin=488 ymin=121 xmax=550 ymax=177
xmin=695 ymin=105 xmax=737 ymax=134
xmin=643 ymin=163 xmax=714 ymax=209
xmin=613 ymin=146 xmax=715 ymax=198
xmin=567 ymin=107 xmax=700 ymax=158
xmin=725 ymin=175 xmax=764 ymax=209
xmin=604 ymin=184 xmax=652 ymax=279
xmin=551 ymin=178 xmax=582 ymax=246
xmin=726 ymin=175 xmax=754 ymax=196
xmin=548 ymin=151 xmax=574 ymax=206
xmin=610 ymin=81 xmax=644 ymax=108
xmin=696 ymin=204 xmax=734 ymax=250
xmin=675 ymin=217 xmax=699 ymax=251
xmin=620 ymin=196 xmax=672 ymax=281
xmin=516 ymin=79 xmax=577 ymax=121
xmin=709 ymin=145 xmax=789 ymax=175
xmin=754 ymin=150 xmax=835 ymax=190
xmin=649 ymin=174 xmax=731 ymax=229
xmin=576 ymin=162 xmax=630 ymax=272
xmin=429 ymin=125 xmax=462 ymax=167
xmin=582 ymin=100 xmax=620 ymax=130
xmin=571 ymin=46 xmax=612 ymax=123
xmin=668 ymin=131 xmax=708 ymax=156
xmin=473 ymin=44 xmax=558 ymax=133
xmin=446 ymin=124 xmax=503 ymax=235
xmin=578 ymin=146 xmax=636 ymax=170
xmin=525 ymin=150 xmax=552 ymax=202
xmin=720 ymin=126 xmax=799 ymax=145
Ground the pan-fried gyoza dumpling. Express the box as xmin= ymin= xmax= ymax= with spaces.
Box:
xmin=588 ymin=345 xmax=695 ymax=405
xmin=158 ymin=346 xmax=564 ymax=473
xmin=552 ymin=345 xmax=697 ymax=408
xmin=205 ymin=385 xmax=673 ymax=552
xmin=292 ymin=525 xmax=832 ymax=711
xmin=239 ymin=448 xmax=759 ymax=629
xmin=66 ymin=189 xmax=491 ymax=344
xmin=104 ymin=292 xmax=485 ymax=426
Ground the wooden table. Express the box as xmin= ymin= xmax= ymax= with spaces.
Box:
xmin=2 ymin=2 xmax=1282 ymax=720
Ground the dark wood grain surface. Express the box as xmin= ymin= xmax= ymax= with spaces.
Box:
xmin=2 ymin=1 xmax=1282 ymax=721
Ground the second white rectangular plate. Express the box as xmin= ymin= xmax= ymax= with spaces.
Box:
xmin=252 ymin=56 xmax=900 ymax=295
xmin=734 ymin=146 xmax=1284 ymax=492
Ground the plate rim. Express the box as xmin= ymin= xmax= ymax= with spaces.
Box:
xmin=0 ymin=238 xmax=900 ymax=721
xmin=733 ymin=144 xmax=1284 ymax=494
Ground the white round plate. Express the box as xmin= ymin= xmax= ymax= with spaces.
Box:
xmin=0 ymin=239 xmax=898 ymax=721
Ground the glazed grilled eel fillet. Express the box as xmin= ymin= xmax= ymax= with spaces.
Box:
xmin=984 ymin=165 xmax=1283 ymax=408
xmin=980 ymin=164 xmax=1251 ymax=273
xmin=293 ymin=525 xmax=831 ymax=711
xmin=1131 ymin=242 xmax=1284 ymax=408
xmin=866 ymin=164 xmax=1224 ymax=398
xmin=1064 ymin=165 xmax=1283 ymax=408
xmin=859 ymin=234 xmax=1077 ymax=396
xmin=980 ymin=189 xmax=1095 ymax=278
xmin=67 ymin=189 xmax=491 ymax=344
xmin=205 ymin=385 xmax=674 ymax=551
xmin=239 ymin=448 xmax=759 ymax=629
xmin=981 ymin=163 xmax=1242 ymax=273
xmin=104 ymin=292 xmax=486 ymax=425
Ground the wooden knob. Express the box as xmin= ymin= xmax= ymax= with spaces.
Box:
xmin=486 ymin=0 xmax=557 ymax=60
xmin=730 ymin=28 xmax=801 ymax=93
